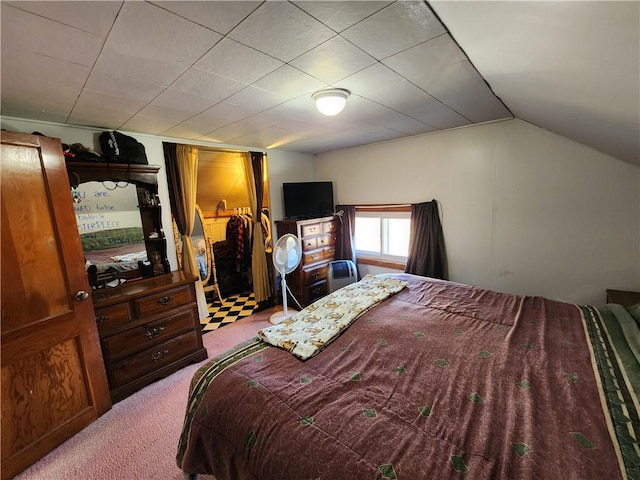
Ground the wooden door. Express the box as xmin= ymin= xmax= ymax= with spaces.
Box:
xmin=1 ymin=132 xmax=111 ymax=479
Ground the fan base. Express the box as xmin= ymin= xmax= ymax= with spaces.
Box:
xmin=269 ymin=308 xmax=298 ymax=325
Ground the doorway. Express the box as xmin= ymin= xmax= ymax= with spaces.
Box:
xmin=195 ymin=148 xmax=273 ymax=332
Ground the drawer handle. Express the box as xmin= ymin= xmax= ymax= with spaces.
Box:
xmin=311 ymin=287 xmax=321 ymax=295
xmin=145 ymin=325 xmax=165 ymax=339
xmin=311 ymin=272 xmax=320 ymax=279
xmin=158 ymin=295 xmax=174 ymax=305
xmin=151 ymin=349 xmax=169 ymax=362
xmin=96 ymin=315 xmax=107 ymax=325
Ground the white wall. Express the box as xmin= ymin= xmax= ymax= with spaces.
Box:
xmin=316 ymin=118 xmax=639 ymax=305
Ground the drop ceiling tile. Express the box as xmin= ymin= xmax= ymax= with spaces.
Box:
xmin=272 ymin=117 xmax=320 ymax=133
xmin=225 ymin=86 xmax=289 ymax=111
xmin=1 ymin=48 xmax=90 ymax=89
xmin=93 ymin=1 xmax=222 ymax=87
xmin=1 ymin=73 xmax=78 ymax=119
xmin=163 ymin=102 xmax=258 ymax=139
xmin=411 ymin=60 xmax=497 ymax=109
xmin=235 ymin=112 xmax=283 ymax=131
xmin=289 ymin=35 xmax=376 ymax=84
xmin=252 ymin=65 xmax=326 ymax=99
xmin=138 ymin=89 xmax=219 ymax=123
xmin=293 ymin=1 xmax=392 ymax=33
xmin=334 ymin=63 xmax=406 ymax=95
xmin=229 ymin=126 xmax=292 ymax=147
xmin=341 ymin=2 xmax=445 ymax=59
xmin=4 ymin=1 xmax=120 ymax=36
xmin=84 ymin=70 xmax=164 ymax=105
xmin=191 ymin=102 xmax=258 ymax=128
xmin=1 ymin=4 xmax=105 ymax=66
xmin=121 ymin=115 xmax=180 ymax=135
xmin=265 ymin=98 xmax=320 ymax=122
xmin=404 ymin=100 xmax=471 ymax=129
xmin=360 ymin=78 xmax=470 ymax=128
xmin=228 ymin=1 xmax=335 ymax=62
xmin=152 ymin=1 xmax=261 ymax=34
xmin=207 ymin=123 xmax=259 ymax=143
xmin=382 ymin=34 xmax=469 ymax=86
xmin=439 ymin=89 xmax=511 ymax=124
xmin=195 ymin=38 xmax=284 ymax=85
xmin=171 ymin=68 xmax=246 ymax=102
xmin=68 ymin=90 xmax=143 ymax=125
xmin=341 ymin=97 xmax=434 ymax=135
xmin=0 ymin=102 xmax=70 ymax=124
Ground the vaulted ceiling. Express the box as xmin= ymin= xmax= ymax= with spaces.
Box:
xmin=1 ymin=1 xmax=638 ymax=165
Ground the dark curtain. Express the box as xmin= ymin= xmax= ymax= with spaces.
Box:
xmin=162 ymin=142 xmax=187 ymax=234
xmin=250 ymin=152 xmax=264 ymax=233
xmin=404 ymin=200 xmax=448 ymax=280
xmin=335 ymin=204 xmax=356 ymax=265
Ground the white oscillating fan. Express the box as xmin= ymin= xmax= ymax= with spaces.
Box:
xmin=270 ymin=233 xmax=302 ymax=325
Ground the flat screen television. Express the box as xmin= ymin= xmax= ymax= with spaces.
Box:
xmin=283 ymin=181 xmax=334 ymax=219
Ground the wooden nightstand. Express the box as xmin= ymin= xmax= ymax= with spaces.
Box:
xmin=606 ymin=289 xmax=640 ymax=307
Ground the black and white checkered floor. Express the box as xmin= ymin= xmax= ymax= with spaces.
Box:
xmin=202 ymin=291 xmax=257 ymax=334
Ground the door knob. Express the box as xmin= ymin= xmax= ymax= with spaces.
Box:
xmin=75 ymin=290 xmax=90 ymax=301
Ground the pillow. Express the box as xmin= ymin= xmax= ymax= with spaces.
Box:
xmin=626 ymin=303 xmax=640 ymax=328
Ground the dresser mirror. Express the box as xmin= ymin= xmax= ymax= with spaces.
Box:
xmin=67 ymin=161 xmax=169 ymax=290
xmin=174 ymin=204 xmax=226 ymax=304
xmin=75 ymin=181 xmax=147 ymax=285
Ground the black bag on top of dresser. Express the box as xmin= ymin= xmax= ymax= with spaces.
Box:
xmin=99 ymin=131 xmax=148 ymax=164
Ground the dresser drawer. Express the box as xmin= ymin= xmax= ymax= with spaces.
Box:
xmin=302 ymin=236 xmax=318 ymax=251
xmin=95 ymin=303 xmax=132 ymax=334
xmin=134 ymin=285 xmax=194 ymax=318
xmin=317 ymin=234 xmax=335 ymax=248
xmin=108 ymin=331 xmax=199 ymax=388
xmin=303 ymin=249 xmax=324 ymax=265
xmin=323 ymin=246 xmax=336 ymax=260
xmin=303 ymin=264 xmax=328 ymax=285
xmin=301 ymin=223 xmax=322 ymax=237
xmin=322 ymin=220 xmax=337 ymax=233
xmin=101 ymin=308 xmax=196 ymax=361
xmin=305 ymin=280 xmax=328 ymax=304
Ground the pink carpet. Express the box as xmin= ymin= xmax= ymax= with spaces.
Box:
xmin=14 ymin=309 xmax=275 ymax=480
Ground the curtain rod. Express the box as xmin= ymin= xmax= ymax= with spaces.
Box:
xmin=353 ymin=203 xmax=411 ymax=209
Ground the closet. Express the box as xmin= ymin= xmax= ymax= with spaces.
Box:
xmin=186 ymin=148 xmax=274 ymax=309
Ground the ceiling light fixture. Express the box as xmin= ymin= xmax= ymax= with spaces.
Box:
xmin=312 ymin=88 xmax=351 ymax=116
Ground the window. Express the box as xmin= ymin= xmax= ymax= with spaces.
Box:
xmin=354 ymin=207 xmax=411 ymax=266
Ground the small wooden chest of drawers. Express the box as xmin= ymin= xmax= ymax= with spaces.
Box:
xmin=92 ymin=271 xmax=207 ymax=402
xmin=276 ymin=216 xmax=339 ymax=307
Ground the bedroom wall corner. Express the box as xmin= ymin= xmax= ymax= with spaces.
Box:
xmin=315 ymin=118 xmax=640 ymax=305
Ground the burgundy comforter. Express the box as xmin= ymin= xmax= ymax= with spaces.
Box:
xmin=178 ymin=274 xmax=639 ymax=479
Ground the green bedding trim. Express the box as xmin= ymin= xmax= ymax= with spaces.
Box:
xmin=176 ymin=337 xmax=269 ymax=469
xmin=579 ymin=305 xmax=640 ymax=478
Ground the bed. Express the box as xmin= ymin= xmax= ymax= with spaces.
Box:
xmin=177 ymin=273 xmax=640 ymax=479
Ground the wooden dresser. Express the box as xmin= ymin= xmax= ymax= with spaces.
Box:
xmin=92 ymin=271 xmax=207 ymax=402
xmin=276 ymin=216 xmax=339 ymax=307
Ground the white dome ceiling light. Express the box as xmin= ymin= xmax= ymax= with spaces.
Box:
xmin=312 ymin=88 xmax=351 ymax=116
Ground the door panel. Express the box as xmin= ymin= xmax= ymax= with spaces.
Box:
xmin=1 ymin=132 xmax=111 ymax=480
xmin=2 ymin=144 xmax=68 ymax=328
